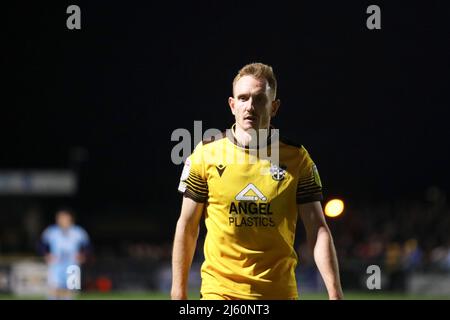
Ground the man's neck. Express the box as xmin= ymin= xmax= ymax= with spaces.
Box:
xmin=233 ymin=124 xmax=270 ymax=147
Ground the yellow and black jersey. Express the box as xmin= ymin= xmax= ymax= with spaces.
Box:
xmin=178 ymin=126 xmax=323 ymax=300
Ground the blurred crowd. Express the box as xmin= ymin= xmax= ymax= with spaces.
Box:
xmin=1 ymin=187 xmax=449 ymax=276
xmin=329 ymin=186 xmax=450 ymax=273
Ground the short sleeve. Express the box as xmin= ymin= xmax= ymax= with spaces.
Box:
xmin=41 ymin=227 xmax=52 ymax=244
xmin=40 ymin=227 xmax=52 ymax=254
xmin=79 ymin=227 xmax=90 ymax=246
xmin=296 ymin=147 xmax=323 ymax=204
xmin=178 ymin=142 xmax=208 ymax=203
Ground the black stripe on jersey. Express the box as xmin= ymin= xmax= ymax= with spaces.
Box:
xmin=297 ymin=191 xmax=322 ymax=198
xmin=184 ymin=189 xmax=208 ymax=203
xmin=299 ymin=183 xmax=316 ymax=189
xmin=186 ymin=171 xmax=207 ymax=186
xmin=297 ymin=182 xmax=322 ymax=192
xmin=298 ymin=175 xmax=315 ymax=182
xmin=297 ymin=179 xmax=317 ymax=189
xmin=185 ymin=178 xmax=208 ymax=194
xmin=184 ymin=170 xmax=208 ymax=203
xmin=296 ymin=188 xmax=322 ymax=197
xmin=297 ymin=193 xmax=323 ymax=204
xmin=298 ymin=179 xmax=316 ymax=187
xmin=184 ymin=182 xmax=208 ymax=200
xmin=297 ymin=171 xmax=322 ymax=203
xmin=298 ymin=184 xmax=322 ymax=192
xmin=298 ymin=180 xmax=321 ymax=190
xmin=187 ymin=175 xmax=206 ymax=188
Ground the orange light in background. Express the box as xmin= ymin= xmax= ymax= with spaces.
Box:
xmin=324 ymin=199 xmax=344 ymax=218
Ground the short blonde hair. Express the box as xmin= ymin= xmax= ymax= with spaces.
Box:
xmin=232 ymin=62 xmax=277 ymax=99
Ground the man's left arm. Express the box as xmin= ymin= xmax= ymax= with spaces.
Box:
xmin=77 ymin=228 xmax=91 ymax=264
xmin=298 ymin=201 xmax=344 ymax=300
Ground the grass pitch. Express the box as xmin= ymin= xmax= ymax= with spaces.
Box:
xmin=0 ymin=291 xmax=448 ymax=300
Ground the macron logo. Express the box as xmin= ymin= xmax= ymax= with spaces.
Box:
xmin=235 ymin=183 xmax=267 ymax=201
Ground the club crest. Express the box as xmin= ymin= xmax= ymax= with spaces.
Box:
xmin=270 ymin=163 xmax=287 ymax=181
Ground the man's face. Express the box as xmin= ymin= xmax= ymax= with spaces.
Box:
xmin=56 ymin=211 xmax=73 ymax=229
xmin=229 ymin=75 xmax=280 ymax=132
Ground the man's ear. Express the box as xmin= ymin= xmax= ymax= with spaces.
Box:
xmin=228 ymin=97 xmax=236 ymax=115
xmin=271 ymin=99 xmax=281 ymax=117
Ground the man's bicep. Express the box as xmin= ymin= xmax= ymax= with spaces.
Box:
xmin=298 ymin=201 xmax=327 ymax=232
xmin=178 ymin=196 xmax=205 ymax=228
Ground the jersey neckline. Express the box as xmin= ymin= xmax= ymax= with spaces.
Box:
xmin=226 ymin=124 xmax=278 ymax=150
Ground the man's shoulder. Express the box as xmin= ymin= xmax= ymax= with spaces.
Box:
xmin=278 ymin=136 xmax=314 ymax=162
xmin=44 ymin=224 xmax=59 ymax=233
xmin=201 ymin=131 xmax=227 ymax=147
xmin=72 ymin=225 xmax=88 ymax=235
xmin=279 ymin=136 xmax=303 ymax=150
xmin=42 ymin=225 xmax=59 ymax=239
xmin=189 ymin=132 xmax=227 ymax=160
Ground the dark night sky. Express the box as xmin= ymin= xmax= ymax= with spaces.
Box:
xmin=3 ymin=1 xmax=450 ymax=218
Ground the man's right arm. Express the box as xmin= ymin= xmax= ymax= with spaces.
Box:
xmin=171 ymin=196 xmax=204 ymax=300
xmin=40 ymin=228 xmax=54 ymax=264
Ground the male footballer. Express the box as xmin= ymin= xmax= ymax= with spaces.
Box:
xmin=171 ymin=62 xmax=343 ymax=300
xmin=41 ymin=208 xmax=90 ymax=299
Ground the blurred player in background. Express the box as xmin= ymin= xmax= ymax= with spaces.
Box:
xmin=172 ymin=62 xmax=343 ymax=300
xmin=40 ymin=208 xmax=90 ymax=300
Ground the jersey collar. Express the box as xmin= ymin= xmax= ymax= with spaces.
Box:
xmin=227 ymin=124 xmax=278 ymax=149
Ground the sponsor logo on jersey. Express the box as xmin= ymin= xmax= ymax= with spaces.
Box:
xmin=216 ymin=164 xmax=226 ymax=177
xmin=230 ymin=184 xmax=275 ymax=227
xmin=235 ymin=183 xmax=267 ymax=201
xmin=229 ymin=202 xmax=273 ymax=215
